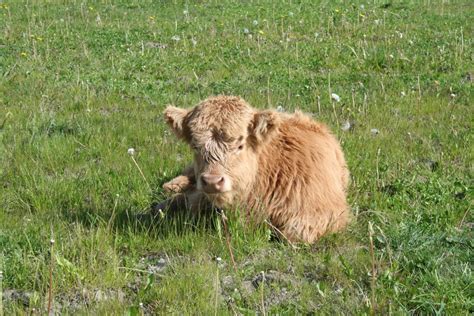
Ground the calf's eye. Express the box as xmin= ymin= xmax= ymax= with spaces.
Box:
xmin=238 ymin=144 xmax=244 ymax=150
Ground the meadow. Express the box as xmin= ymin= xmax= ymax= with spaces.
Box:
xmin=0 ymin=0 xmax=472 ymax=314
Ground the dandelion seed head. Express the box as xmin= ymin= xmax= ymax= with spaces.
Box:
xmin=341 ymin=121 xmax=352 ymax=132
xmin=331 ymin=93 xmax=341 ymax=102
xmin=127 ymin=148 xmax=135 ymax=156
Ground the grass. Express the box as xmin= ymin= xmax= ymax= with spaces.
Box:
xmin=0 ymin=0 xmax=472 ymax=314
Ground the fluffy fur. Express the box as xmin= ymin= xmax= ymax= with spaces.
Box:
xmin=158 ymin=95 xmax=350 ymax=243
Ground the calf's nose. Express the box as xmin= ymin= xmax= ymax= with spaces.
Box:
xmin=201 ymin=174 xmax=226 ymax=193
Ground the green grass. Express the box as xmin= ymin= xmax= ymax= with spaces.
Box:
xmin=0 ymin=0 xmax=472 ymax=314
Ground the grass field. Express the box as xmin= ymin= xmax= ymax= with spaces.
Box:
xmin=0 ymin=0 xmax=472 ymax=314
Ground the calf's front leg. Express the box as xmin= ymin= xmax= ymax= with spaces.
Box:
xmin=162 ymin=164 xmax=196 ymax=193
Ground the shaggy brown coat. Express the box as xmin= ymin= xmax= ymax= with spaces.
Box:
xmin=158 ymin=95 xmax=350 ymax=243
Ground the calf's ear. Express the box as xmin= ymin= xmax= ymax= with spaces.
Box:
xmin=249 ymin=110 xmax=280 ymax=146
xmin=164 ymin=106 xmax=188 ymax=139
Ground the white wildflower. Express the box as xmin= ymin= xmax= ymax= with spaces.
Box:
xmin=276 ymin=105 xmax=284 ymax=112
xmin=401 ymin=91 xmax=406 ymax=97
xmin=183 ymin=10 xmax=189 ymax=15
xmin=171 ymin=35 xmax=180 ymax=41
xmin=243 ymin=28 xmax=250 ymax=34
xmin=371 ymin=128 xmax=380 ymax=135
xmin=127 ymin=148 xmax=135 ymax=156
xmin=252 ymin=20 xmax=258 ymax=26
xmin=331 ymin=93 xmax=341 ymax=102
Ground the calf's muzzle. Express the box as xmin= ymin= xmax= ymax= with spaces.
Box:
xmin=200 ymin=173 xmax=227 ymax=193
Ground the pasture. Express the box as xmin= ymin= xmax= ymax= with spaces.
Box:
xmin=0 ymin=0 xmax=472 ymax=314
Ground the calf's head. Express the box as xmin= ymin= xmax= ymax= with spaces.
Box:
xmin=164 ymin=96 xmax=280 ymax=207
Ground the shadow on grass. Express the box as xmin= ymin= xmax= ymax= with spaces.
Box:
xmin=55 ymin=192 xmax=217 ymax=243
xmin=114 ymin=202 xmax=220 ymax=238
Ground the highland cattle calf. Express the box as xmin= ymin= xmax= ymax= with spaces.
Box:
xmin=156 ymin=95 xmax=350 ymax=243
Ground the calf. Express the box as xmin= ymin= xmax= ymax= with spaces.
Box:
xmin=157 ymin=96 xmax=350 ymax=243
